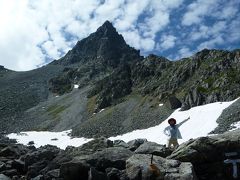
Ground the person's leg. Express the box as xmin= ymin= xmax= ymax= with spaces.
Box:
xmin=172 ymin=139 xmax=179 ymax=148
xmin=167 ymin=139 xmax=172 ymax=148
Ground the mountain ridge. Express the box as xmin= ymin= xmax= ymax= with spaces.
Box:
xmin=0 ymin=21 xmax=239 ymax=138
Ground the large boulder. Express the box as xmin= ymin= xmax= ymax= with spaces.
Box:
xmin=168 ymin=129 xmax=240 ymax=179
xmin=60 ymin=147 xmax=133 ymax=180
xmin=126 ymin=154 xmax=196 ymax=180
xmin=24 ymin=145 xmax=61 ymax=168
xmin=135 ymin=141 xmax=172 ymax=158
xmin=79 ymin=147 xmax=133 ymax=171
xmin=60 ymin=160 xmax=90 ymax=180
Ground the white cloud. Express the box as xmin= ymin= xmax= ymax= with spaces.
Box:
xmin=197 ymin=36 xmax=224 ymax=50
xmin=178 ymin=47 xmax=193 ymax=59
xmin=169 ymin=46 xmax=193 ymax=60
xmin=0 ymin=0 xmax=184 ymax=71
xmin=0 ymin=0 xmax=237 ymax=71
xmin=227 ymin=16 xmax=240 ymax=43
xmin=182 ymin=0 xmax=219 ymax=26
xmin=189 ymin=21 xmax=226 ymax=41
xmin=158 ymin=35 xmax=177 ymax=50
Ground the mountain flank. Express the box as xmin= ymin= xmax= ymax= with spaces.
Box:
xmin=0 ymin=21 xmax=239 ymax=138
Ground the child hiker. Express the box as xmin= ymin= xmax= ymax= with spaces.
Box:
xmin=163 ymin=117 xmax=190 ymax=149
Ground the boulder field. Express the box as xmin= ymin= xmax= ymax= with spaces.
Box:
xmin=0 ymin=129 xmax=240 ymax=179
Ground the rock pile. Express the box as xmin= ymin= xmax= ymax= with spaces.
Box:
xmin=1 ymin=129 xmax=240 ymax=179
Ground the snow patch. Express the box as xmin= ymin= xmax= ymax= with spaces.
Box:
xmin=7 ymin=130 xmax=92 ymax=150
xmin=110 ymin=98 xmax=238 ymax=145
xmin=99 ymin=109 xmax=105 ymax=113
xmin=159 ymin=103 xmax=164 ymax=107
xmin=230 ymin=121 xmax=240 ymax=131
xmin=6 ymin=98 xmax=238 ymax=149
xmin=74 ymin=84 xmax=79 ymax=89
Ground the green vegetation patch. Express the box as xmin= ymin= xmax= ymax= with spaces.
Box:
xmin=47 ymin=104 xmax=67 ymax=118
xmin=87 ymin=95 xmax=97 ymax=114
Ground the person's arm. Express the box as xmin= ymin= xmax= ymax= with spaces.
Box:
xmin=163 ymin=127 xmax=170 ymax=136
xmin=178 ymin=117 xmax=190 ymax=127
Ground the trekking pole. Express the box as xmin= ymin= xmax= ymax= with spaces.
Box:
xmin=151 ymin=153 xmax=154 ymax=164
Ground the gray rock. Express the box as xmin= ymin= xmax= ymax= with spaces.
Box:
xmin=65 ymin=137 xmax=113 ymax=156
xmin=12 ymin=159 xmax=25 ymax=174
xmin=1 ymin=169 xmax=18 ymax=177
xmin=135 ymin=141 xmax=172 ymax=158
xmin=0 ymin=146 xmax=18 ymax=157
xmin=88 ymin=167 xmax=107 ymax=180
xmin=24 ymin=145 xmax=60 ymax=168
xmin=45 ymin=169 xmax=60 ymax=178
xmin=83 ymin=147 xmax=134 ymax=171
xmin=0 ymin=174 xmax=11 ymax=180
xmin=114 ymin=140 xmax=129 ymax=148
xmin=60 ymin=160 xmax=90 ymax=180
xmin=106 ymin=167 xmax=129 ymax=180
xmin=126 ymin=154 xmax=196 ymax=180
xmin=0 ymin=161 xmax=6 ymax=171
xmin=31 ymin=175 xmax=44 ymax=180
xmin=27 ymin=160 xmax=48 ymax=179
xmin=127 ymin=139 xmax=147 ymax=151
xmin=168 ymin=130 xmax=240 ymax=179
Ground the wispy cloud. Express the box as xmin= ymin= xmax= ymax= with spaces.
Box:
xmin=157 ymin=35 xmax=177 ymax=50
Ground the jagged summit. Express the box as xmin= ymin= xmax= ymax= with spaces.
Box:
xmin=55 ymin=20 xmax=141 ymax=67
xmin=96 ymin=20 xmax=119 ymax=36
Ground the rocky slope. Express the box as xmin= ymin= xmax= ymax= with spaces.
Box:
xmin=0 ymin=129 xmax=239 ymax=179
xmin=0 ymin=21 xmax=239 ymax=138
xmin=0 ymin=65 xmax=65 ymax=133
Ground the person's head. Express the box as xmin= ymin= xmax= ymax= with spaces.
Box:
xmin=168 ymin=118 xmax=176 ymax=126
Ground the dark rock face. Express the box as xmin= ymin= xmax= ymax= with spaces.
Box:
xmin=89 ymin=64 xmax=133 ymax=110
xmin=167 ymin=96 xmax=182 ymax=110
xmin=211 ymin=98 xmax=240 ymax=134
xmin=49 ymin=21 xmax=142 ymax=98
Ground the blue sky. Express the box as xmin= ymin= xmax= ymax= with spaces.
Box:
xmin=0 ymin=0 xmax=239 ymax=71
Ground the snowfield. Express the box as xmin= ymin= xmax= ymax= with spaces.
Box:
xmin=7 ymin=130 xmax=92 ymax=149
xmin=7 ymin=98 xmax=239 ymax=149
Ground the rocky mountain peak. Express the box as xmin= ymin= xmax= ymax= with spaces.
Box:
xmin=95 ymin=20 xmax=119 ymax=37
xmin=56 ymin=20 xmax=141 ymax=66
